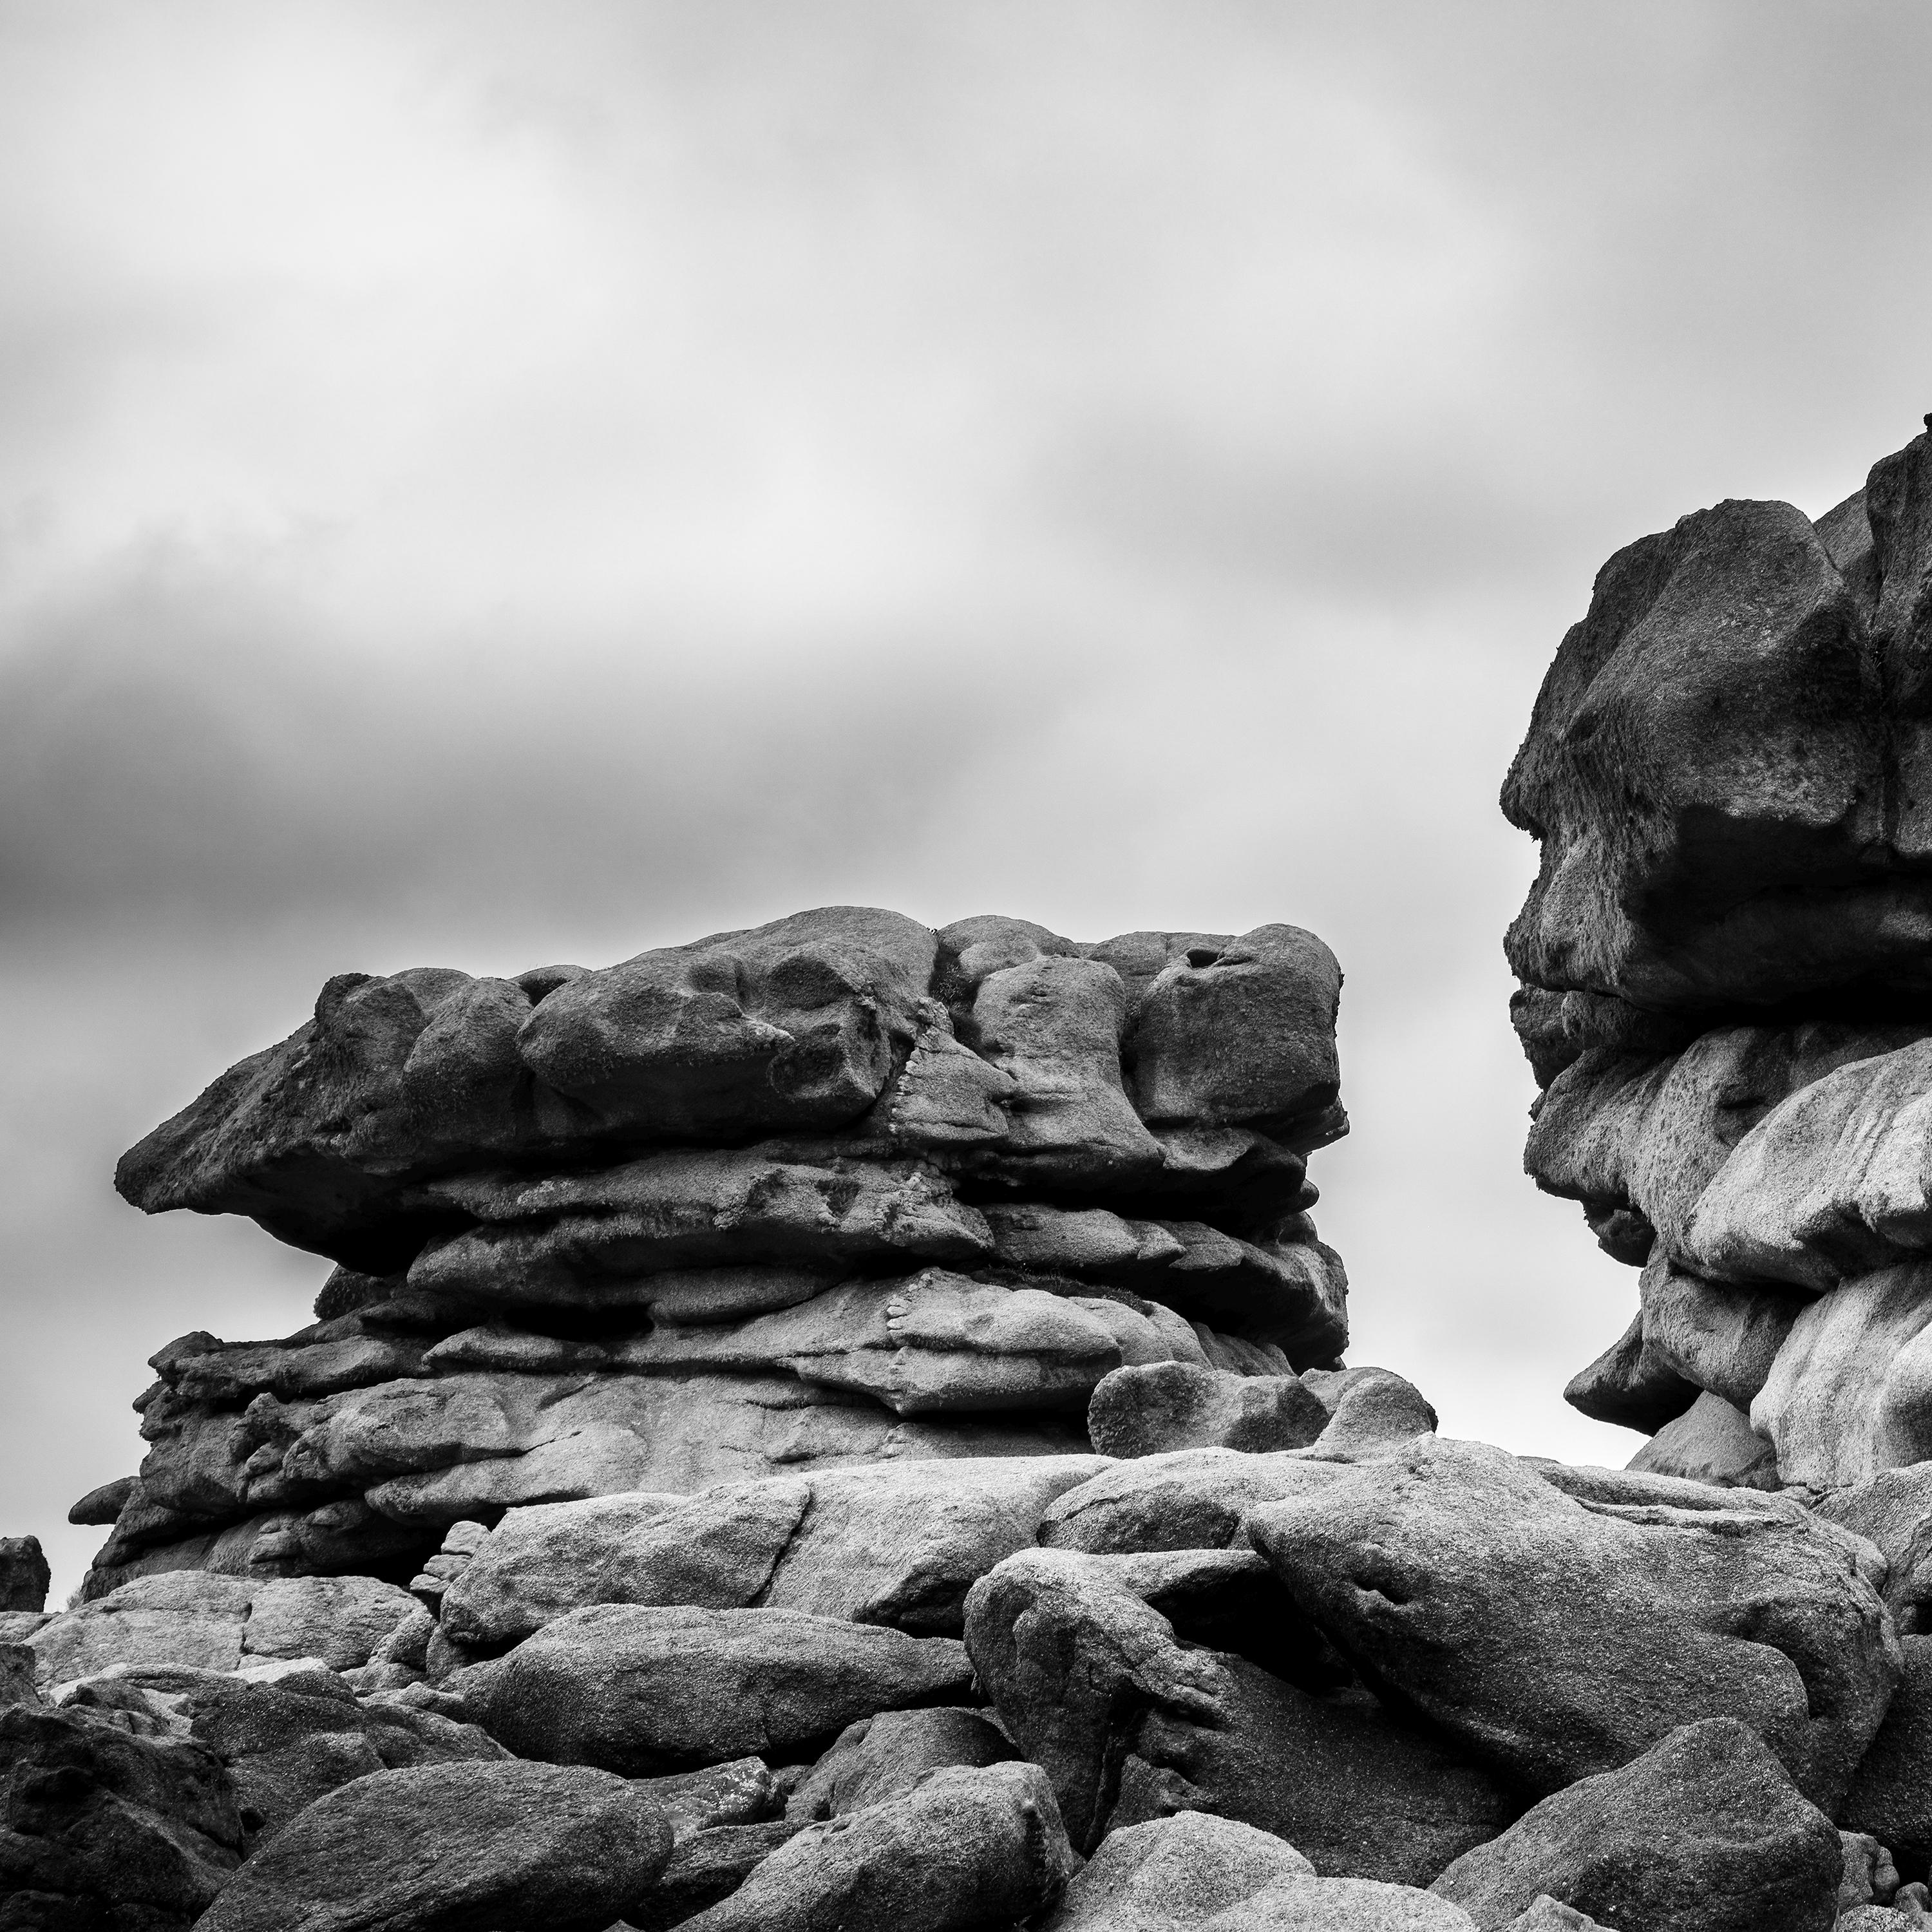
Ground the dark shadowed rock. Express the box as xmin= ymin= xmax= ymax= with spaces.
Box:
xmin=1088 ymin=1362 xmax=1329 ymax=1457
xmin=1430 ymin=1718 xmax=1841 ymax=1932
xmin=146 ymin=1663 xmax=504 ymax=1845
xmin=196 ymin=1758 xmax=672 ymax=1932
xmin=1245 ymin=1435 xmax=1898 ymax=1810
xmin=965 ymin=1544 xmax=1519 ymax=1881
xmin=625 ymin=1819 xmax=809 ymax=1931
xmin=69 ymin=1476 xmax=139 ymax=1527
xmin=1039 ymin=1809 xmax=1313 ymax=1929
xmin=1842 ymin=1633 xmax=1932 ymax=1863
xmin=0 ymin=1646 xmax=38 ymax=1709
xmin=0 ymin=1698 xmax=244 ymax=1929
xmin=451 ymin=1603 xmax=972 ymax=1774
xmin=0 ymin=1538 xmax=50 ymax=1614
xmin=786 ymin=1707 xmax=1014 ymax=1821
xmin=1563 ymin=1310 xmax=1699 ymax=1433
xmin=1501 ymin=491 xmax=1915 ymax=1012
xmin=682 ymin=1760 xmax=1078 ymax=1932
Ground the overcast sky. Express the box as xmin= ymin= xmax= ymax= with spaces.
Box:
xmin=5 ymin=0 xmax=1930 ymax=1600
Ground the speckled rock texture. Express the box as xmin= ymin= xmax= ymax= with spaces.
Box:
xmin=87 ymin=907 xmax=1350 ymax=1596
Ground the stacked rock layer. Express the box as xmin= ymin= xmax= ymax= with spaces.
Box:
xmin=1506 ymin=420 xmax=1932 ymax=1497
xmin=86 ymin=909 xmax=1350 ymax=1598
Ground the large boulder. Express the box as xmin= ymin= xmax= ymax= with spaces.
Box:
xmin=1430 ymin=1718 xmax=1842 ymax=1932
xmin=964 ymin=1544 xmax=1519 ymax=1882
xmin=0 ymin=1538 xmax=50 ymax=1614
xmin=0 ymin=1694 xmax=245 ymax=1929
xmin=1749 ymin=1261 xmax=1932 ymax=1488
xmin=117 ymin=909 xmax=1347 ymax=1273
xmin=680 ymin=1760 xmax=1079 ymax=1932
xmin=1039 ymin=1810 xmax=1314 ymax=1929
xmin=60 ymin=1662 xmax=507 ymax=1846
xmin=194 ymin=1758 xmax=674 ymax=1932
xmin=1036 ymin=1444 xmax=1349 ymax=1555
xmin=1088 ymin=1362 xmax=1329 ymax=1457
xmin=437 ymin=1454 xmax=1109 ymax=1645
xmin=26 ymin=1573 xmax=419 ymax=1685
xmin=1245 ymin=1436 xmax=1899 ymax=1811
xmin=450 ymin=1603 xmax=972 ymax=1774
xmin=1841 ymin=1633 xmax=1932 ymax=1863
xmin=1501 ymin=486 xmax=1920 ymax=1012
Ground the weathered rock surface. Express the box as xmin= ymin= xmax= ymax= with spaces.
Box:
xmin=0 ymin=1689 xmax=245 ymax=1929
xmin=117 ymin=910 xmax=1343 ymax=1265
xmin=625 ymin=1819 xmax=809 ymax=1930
xmin=784 ymin=1707 xmax=1015 ymax=1820
xmin=1088 ymin=1361 xmax=1330 ymax=1457
xmin=0 ymin=1537 xmax=50 ymax=1614
xmin=1842 ymin=1633 xmax=1932 ymax=1863
xmin=59 ymin=1660 xmax=507 ymax=1846
xmin=1038 ymin=1810 xmax=1490 ymax=1929
xmin=450 ymin=1603 xmax=972 ymax=1773
xmin=194 ymin=1757 xmax=673 ymax=1932
xmin=680 ymin=1760 xmax=1079 ymax=1932
xmin=1245 ymin=1435 xmax=1899 ymax=1810
xmin=1429 ymin=1718 xmax=1842 ymax=1932
xmin=965 ymin=1542 xmax=1519 ymax=1882
xmin=90 ymin=905 xmax=1357 ymax=1593
xmin=1039 ymin=1810 xmax=1315 ymax=1929
xmin=24 ymin=1571 xmax=419 ymax=1685
xmin=436 ymin=1454 xmax=1110 ymax=1645
xmin=1501 ymin=434 xmax=1932 ymax=1495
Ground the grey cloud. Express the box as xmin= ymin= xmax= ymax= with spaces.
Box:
xmin=0 ymin=551 xmax=1076 ymax=927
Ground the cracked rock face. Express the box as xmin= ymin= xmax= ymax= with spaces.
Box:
xmin=86 ymin=906 xmax=1349 ymax=1598
xmin=1506 ymin=424 xmax=1932 ymax=1499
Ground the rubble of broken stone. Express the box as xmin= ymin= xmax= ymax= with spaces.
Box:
xmin=1502 ymin=420 xmax=1932 ymax=1513
xmin=8 ymin=1378 xmax=1929 ymax=1930
xmin=88 ymin=909 xmax=1350 ymax=1600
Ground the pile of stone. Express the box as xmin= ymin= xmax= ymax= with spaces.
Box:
xmin=6 ymin=1396 xmax=1920 ymax=1929
xmin=82 ymin=909 xmax=1350 ymax=1598
xmin=1505 ymin=418 xmax=1932 ymax=1508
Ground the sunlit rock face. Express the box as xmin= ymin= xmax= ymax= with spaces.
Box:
xmin=86 ymin=907 xmax=1350 ymax=1596
xmin=1506 ymin=420 xmax=1932 ymax=1500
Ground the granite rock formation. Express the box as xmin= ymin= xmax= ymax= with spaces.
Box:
xmin=1507 ymin=421 xmax=1932 ymax=1510
xmin=28 ymin=447 xmax=1932 ymax=1932
xmin=88 ymin=910 xmax=1349 ymax=1598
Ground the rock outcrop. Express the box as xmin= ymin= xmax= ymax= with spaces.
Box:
xmin=1506 ymin=421 xmax=1932 ymax=1502
xmin=33 ymin=467 xmax=1932 ymax=1932
xmin=88 ymin=909 xmax=1349 ymax=1596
